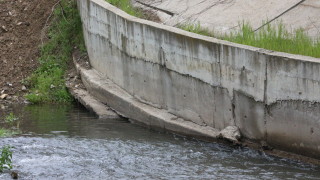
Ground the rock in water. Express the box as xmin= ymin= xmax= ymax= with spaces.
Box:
xmin=219 ymin=126 xmax=241 ymax=142
xmin=10 ymin=171 xmax=18 ymax=179
xmin=260 ymin=140 xmax=273 ymax=150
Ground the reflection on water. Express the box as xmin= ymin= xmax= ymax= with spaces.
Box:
xmin=0 ymin=104 xmax=320 ymax=180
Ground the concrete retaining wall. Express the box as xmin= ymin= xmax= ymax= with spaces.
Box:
xmin=78 ymin=0 xmax=320 ymax=158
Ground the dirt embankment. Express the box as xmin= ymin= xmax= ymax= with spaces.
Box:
xmin=0 ymin=0 xmax=57 ymax=104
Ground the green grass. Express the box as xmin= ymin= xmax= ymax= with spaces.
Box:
xmin=25 ymin=0 xmax=85 ymax=104
xmin=106 ymin=0 xmax=144 ymax=18
xmin=4 ymin=112 xmax=20 ymax=129
xmin=177 ymin=22 xmax=214 ymax=37
xmin=0 ymin=128 xmax=18 ymax=138
xmin=0 ymin=146 xmax=13 ymax=172
xmin=4 ymin=113 xmax=19 ymax=124
xmin=1 ymin=112 xmax=21 ymax=137
xmin=178 ymin=22 xmax=320 ymax=58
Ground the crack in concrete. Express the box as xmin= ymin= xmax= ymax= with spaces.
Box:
xmin=308 ymin=16 xmax=320 ymax=35
xmin=135 ymin=0 xmax=175 ymax=16
xmin=193 ymin=0 xmax=234 ymax=16
xmin=254 ymin=0 xmax=306 ymax=32
xmin=173 ymin=0 xmax=235 ymax=27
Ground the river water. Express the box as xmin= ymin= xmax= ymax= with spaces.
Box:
xmin=0 ymin=104 xmax=319 ymax=180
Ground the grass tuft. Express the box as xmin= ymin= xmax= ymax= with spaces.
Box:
xmin=106 ymin=0 xmax=144 ymax=18
xmin=4 ymin=113 xmax=19 ymax=124
xmin=179 ymin=22 xmax=320 ymax=58
xmin=0 ymin=146 xmax=13 ymax=172
xmin=0 ymin=128 xmax=18 ymax=138
xmin=177 ymin=22 xmax=213 ymax=37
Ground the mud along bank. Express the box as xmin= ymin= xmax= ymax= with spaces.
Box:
xmin=77 ymin=0 xmax=320 ymax=159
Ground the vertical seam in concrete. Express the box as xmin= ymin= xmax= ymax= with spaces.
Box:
xmin=254 ymin=0 xmax=306 ymax=32
xmin=87 ymin=0 xmax=91 ymax=16
xmin=214 ymin=44 xmax=223 ymax=128
xmin=263 ymin=56 xmax=268 ymax=140
xmin=263 ymin=57 xmax=268 ymax=105
xmin=218 ymin=44 xmax=222 ymax=86
xmin=232 ymin=90 xmax=236 ymax=126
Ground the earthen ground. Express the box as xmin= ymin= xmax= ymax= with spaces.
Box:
xmin=0 ymin=0 xmax=57 ymax=104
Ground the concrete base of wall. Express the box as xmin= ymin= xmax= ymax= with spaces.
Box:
xmin=71 ymin=57 xmax=245 ymax=142
xmin=68 ymin=86 xmax=120 ymax=119
xmin=71 ymin=60 xmax=320 ymax=164
xmin=79 ymin=66 xmax=222 ymax=140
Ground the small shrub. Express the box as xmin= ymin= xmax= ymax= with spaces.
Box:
xmin=0 ymin=146 xmax=13 ymax=172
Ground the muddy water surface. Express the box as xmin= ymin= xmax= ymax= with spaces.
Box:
xmin=0 ymin=104 xmax=319 ymax=180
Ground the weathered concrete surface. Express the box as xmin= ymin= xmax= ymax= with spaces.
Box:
xmin=134 ymin=0 xmax=320 ymax=39
xmin=79 ymin=66 xmax=222 ymax=140
xmin=71 ymin=58 xmax=243 ymax=141
xmin=78 ymin=0 xmax=320 ymax=158
xmin=68 ymin=87 xmax=120 ymax=119
xmin=266 ymin=101 xmax=320 ymax=158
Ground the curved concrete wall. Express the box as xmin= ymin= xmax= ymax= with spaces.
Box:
xmin=78 ymin=0 xmax=320 ymax=158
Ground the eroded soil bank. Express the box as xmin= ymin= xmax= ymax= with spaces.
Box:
xmin=0 ymin=0 xmax=57 ymax=104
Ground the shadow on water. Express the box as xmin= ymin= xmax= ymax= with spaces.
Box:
xmin=0 ymin=104 xmax=320 ymax=179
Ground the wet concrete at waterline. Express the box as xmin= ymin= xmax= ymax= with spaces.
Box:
xmin=0 ymin=104 xmax=320 ymax=179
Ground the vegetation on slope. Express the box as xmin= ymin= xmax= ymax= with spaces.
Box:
xmin=25 ymin=0 xmax=85 ymax=103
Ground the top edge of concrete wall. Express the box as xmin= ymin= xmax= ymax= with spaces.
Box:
xmin=92 ymin=0 xmax=320 ymax=63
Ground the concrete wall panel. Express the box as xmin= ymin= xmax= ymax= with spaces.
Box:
xmin=78 ymin=0 xmax=320 ymax=158
xmin=234 ymin=91 xmax=266 ymax=139
xmin=220 ymin=45 xmax=267 ymax=102
xmin=266 ymin=101 xmax=320 ymax=158
xmin=267 ymin=56 xmax=320 ymax=104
